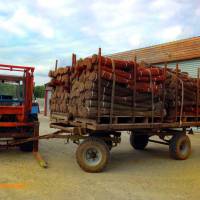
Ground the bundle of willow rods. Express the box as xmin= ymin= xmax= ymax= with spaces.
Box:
xmin=49 ymin=54 xmax=200 ymax=122
xmin=48 ymin=67 xmax=71 ymax=113
xmin=165 ymin=68 xmax=200 ymax=120
xmin=68 ymin=55 xmax=164 ymax=119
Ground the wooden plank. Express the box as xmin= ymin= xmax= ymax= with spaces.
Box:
xmin=68 ymin=118 xmax=200 ymax=131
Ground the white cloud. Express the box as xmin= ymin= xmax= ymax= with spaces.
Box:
xmin=0 ymin=17 xmax=26 ymax=36
xmin=35 ymin=75 xmax=50 ymax=85
xmin=13 ymin=8 xmax=55 ymax=38
xmin=195 ymin=7 xmax=200 ymax=16
xmin=90 ymin=0 xmax=139 ymax=29
xmin=129 ymin=34 xmax=142 ymax=48
xmin=159 ymin=25 xmax=182 ymax=41
xmin=150 ymin=0 xmax=182 ymax=20
xmin=36 ymin=0 xmax=77 ymax=17
xmin=88 ymin=0 xmax=145 ymax=52
xmin=0 ymin=6 xmax=55 ymax=38
xmin=80 ymin=26 xmax=97 ymax=37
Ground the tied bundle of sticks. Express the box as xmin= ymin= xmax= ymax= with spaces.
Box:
xmin=165 ymin=68 xmax=200 ymax=120
xmin=48 ymin=67 xmax=71 ymax=113
xmin=68 ymin=54 xmax=165 ymax=119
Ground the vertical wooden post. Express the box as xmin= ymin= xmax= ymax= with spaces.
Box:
xmin=175 ymin=64 xmax=179 ymax=122
xmin=161 ymin=63 xmax=167 ymax=122
xmin=110 ymin=60 xmax=116 ymax=125
xmin=33 ymin=121 xmax=48 ymax=168
xmin=72 ymin=53 xmax=77 ymax=67
xmin=55 ymin=60 xmax=58 ymax=71
xmin=33 ymin=121 xmax=39 ymax=152
xmin=197 ymin=68 xmax=200 ymax=120
xmin=149 ymin=65 xmax=154 ymax=124
xmin=44 ymin=89 xmax=48 ymax=116
xmin=97 ymin=48 xmax=102 ymax=123
xmin=132 ymin=56 xmax=137 ymax=122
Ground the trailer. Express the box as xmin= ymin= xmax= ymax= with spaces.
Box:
xmin=47 ymin=49 xmax=200 ymax=172
xmin=46 ymin=112 xmax=197 ymax=172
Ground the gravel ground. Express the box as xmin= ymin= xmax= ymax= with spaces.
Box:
xmin=0 ymin=114 xmax=200 ymax=200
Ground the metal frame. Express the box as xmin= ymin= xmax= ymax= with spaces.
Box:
xmin=0 ymin=64 xmax=35 ymax=127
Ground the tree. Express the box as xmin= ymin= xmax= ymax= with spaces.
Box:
xmin=34 ymin=85 xmax=45 ymax=98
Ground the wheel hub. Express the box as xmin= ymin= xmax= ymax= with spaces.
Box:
xmin=84 ymin=147 xmax=102 ymax=166
xmin=180 ymin=141 xmax=188 ymax=156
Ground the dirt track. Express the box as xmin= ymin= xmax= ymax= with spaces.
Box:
xmin=0 ymin=114 xmax=200 ymax=200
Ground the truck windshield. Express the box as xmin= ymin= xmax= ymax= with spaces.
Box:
xmin=0 ymin=81 xmax=23 ymax=105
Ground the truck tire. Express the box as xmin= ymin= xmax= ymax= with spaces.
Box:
xmin=76 ymin=137 xmax=110 ymax=173
xmin=19 ymin=116 xmax=38 ymax=152
xmin=20 ymin=141 xmax=34 ymax=152
xmin=169 ymin=134 xmax=191 ymax=160
xmin=130 ymin=132 xmax=149 ymax=150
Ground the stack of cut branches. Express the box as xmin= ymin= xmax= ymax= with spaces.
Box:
xmin=48 ymin=67 xmax=71 ymax=113
xmin=48 ymin=53 xmax=200 ymax=122
xmin=165 ymin=68 xmax=199 ymax=120
xmin=68 ymin=55 xmax=165 ymax=119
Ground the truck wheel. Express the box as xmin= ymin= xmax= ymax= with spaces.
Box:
xmin=130 ymin=132 xmax=149 ymax=150
xmin=76 ymin=138 xmax=110 ymax=173
xmin=169 ymin=134 xmax=191 ymax=160
xmin=20 ymin=141 xmax=34 ymax=152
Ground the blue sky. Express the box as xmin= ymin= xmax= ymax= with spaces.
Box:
xmin=0 ymin=0 xmax=199 ymax=85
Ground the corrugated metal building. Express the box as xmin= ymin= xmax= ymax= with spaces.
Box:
xmin=109 ymin=36 xmax=200 ymax=77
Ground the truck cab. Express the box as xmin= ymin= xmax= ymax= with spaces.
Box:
xmin=0 ymin=64 xmax=39 ymax=151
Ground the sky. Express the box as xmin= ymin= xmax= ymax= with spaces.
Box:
xmin=0 ymin=0 xmax=199 ymax=85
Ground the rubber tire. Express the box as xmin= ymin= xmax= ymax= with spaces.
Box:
xmin=20 ymin=141 xmax=34 ymax=152
xmin=19 ymin=115 xmax=37 ymax=152
xmin=90 ymin=132 xmax=113 ymax=151
xmin=169 ymin=134 xmax=191 ymax=160
xmin=130 ymin=133 xmax=149 ymax=150
xmin=76 ymin=137 xmax=110 ymax=173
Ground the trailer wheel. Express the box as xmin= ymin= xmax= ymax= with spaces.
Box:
xmin=76 ymin=138 xmax=110 ymax=173
xmin=20 ymin=141 xmax=34 ymax=152
xmin=90 ymin=132 xmax=113 ymax=150
xmin=130 ymin=132 xmax=149 ymax=150
xmin=169 ymin=134 xmax=191 ymax=160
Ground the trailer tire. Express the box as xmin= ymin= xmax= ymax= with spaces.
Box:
xmin=90 ymin=132 xmax=113 ymax=150
xmin=20 ymin=141 xmax=34 ymax=152
xmin=76 ymin=137 xmax=110 ymax=173
xmin=169 ymin=134 xmax=191 ymax=160
xmin=130 ymin=133 xmax=149 ymax=150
